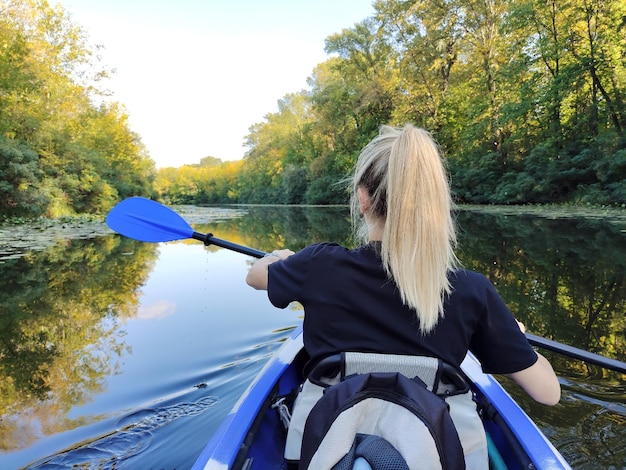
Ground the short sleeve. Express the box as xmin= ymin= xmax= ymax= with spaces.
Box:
xmin=468 ymin=275 xmax=538 ymax=374
xmin=267 ymin=243 xmax=329 ymax=309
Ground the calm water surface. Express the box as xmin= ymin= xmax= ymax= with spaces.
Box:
xmin=0 ymin=205 xmax=624 ymax=469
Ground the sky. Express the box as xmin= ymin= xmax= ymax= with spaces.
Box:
xmin=56 ymin=0 xmax=376 ymax=168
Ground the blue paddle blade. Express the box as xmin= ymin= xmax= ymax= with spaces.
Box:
xmin=106 ymin=197 xmax=194 ymax=242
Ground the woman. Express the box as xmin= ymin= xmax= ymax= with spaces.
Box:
xmin=246 ymin=124 xmax=560 ymax=467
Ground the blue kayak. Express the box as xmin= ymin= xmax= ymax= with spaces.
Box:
xmin=192 ymin=325 xmax=571 ymax=470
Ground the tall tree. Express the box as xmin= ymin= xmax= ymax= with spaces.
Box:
xmin=0 ymin=0 xmax=154 ymax=217
xmin=374 ymin=0 xmax=462 ymax=132
xmin=567 ymin=0 xmax=626 ymax=138
xmin=324 ymin=18 xmax=396 ymax=145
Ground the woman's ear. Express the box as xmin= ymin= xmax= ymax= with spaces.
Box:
xmin=357 ymin=186 xmax=370 ymax=214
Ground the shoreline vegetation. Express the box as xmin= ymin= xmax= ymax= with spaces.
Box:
xmin=3 ymin=202 xmax=626 ymax=226
xmin=1 ymin=0 xmax=625 ymax=220
xmin=1 ymin=203 xmax=624 ymax=263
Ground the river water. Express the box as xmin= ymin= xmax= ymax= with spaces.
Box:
xmin=0 ymin=205 xmax=624 ymax=469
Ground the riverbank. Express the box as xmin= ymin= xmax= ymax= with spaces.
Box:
xmin=0 ymin=216 xmax=111 ymax=261
xmin=1 ymin=203 xmax=625 ymax=262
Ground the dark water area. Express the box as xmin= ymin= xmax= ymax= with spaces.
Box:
xmin=0 ymin=205 xmax=624 ymax=469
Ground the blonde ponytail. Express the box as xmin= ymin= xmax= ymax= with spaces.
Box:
xmin=351 ymin=124 xmax=458 ymax=334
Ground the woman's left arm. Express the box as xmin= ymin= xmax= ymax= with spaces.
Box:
xmin=507 ymin=319 xmax=561 ymax=405
xmin=507 ymin=353 xmax=561 ymax=405
xmin=246 ymin=249 xmax=294 ymax=290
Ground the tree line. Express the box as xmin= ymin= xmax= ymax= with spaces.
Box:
xmin=156 ymin=0 xmax=625 ymax=207
xmin=2 ymin=0 xmax=625 ymax=219
xmin=0 ymin=0 xmax=155 ymax=219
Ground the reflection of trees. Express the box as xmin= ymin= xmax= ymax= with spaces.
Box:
xmin=195 ymin=206 xmax=354 ymax=254
xmin=456 ymin=210 xmax=626 ymax=363
xmin=0 ymin=236 xmax=157 ymax=452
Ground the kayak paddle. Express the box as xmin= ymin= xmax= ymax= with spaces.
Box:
xmin=105 ymin=196 xmax=265 ymax=258
xmin=105 ymin=197 xmax=626 ymax=374
xmin=526 ymin=333 xmax=626 ymax=374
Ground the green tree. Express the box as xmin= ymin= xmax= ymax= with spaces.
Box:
xmin=196 ymin=156 xmax=223 ymax=168
xmin=0 ymin=0 xmax=154 ymax=217
xmin=374 ymin=0 xmax=462 ymax=132
xmin=238 ymin=93 xmax=314 ymax=204
xmin=323 ymin=18 xmax=396 ymax=147
xmin=0 ymin=137 xmax=48 ymax=217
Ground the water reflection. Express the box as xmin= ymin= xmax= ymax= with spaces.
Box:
xmin=0 ymin=236 xmax=157 ymax=453
xmin=454 ymin=210 xmax=626 ymax=365
xmin=184 ymin=204 xmax=354 ymax=253
xmin=0 ymin=205 xmax=624 ymax=469
xmin=498 ymin=371 xmax=626 ymax=468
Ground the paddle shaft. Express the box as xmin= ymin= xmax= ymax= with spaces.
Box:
xmin=191 ymin=232 xmax=266 ymax=259
xmin=526 ymin=333 xmax=626 ymax=374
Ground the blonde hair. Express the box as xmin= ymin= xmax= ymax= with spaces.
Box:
xmin=351 ymin=124 xmax=458 ymax=334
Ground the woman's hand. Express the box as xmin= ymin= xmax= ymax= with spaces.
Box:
xmin=246 ymin=249 xmax=294 ymax=290
xmin=265 ymin=249 xmax=295 ymax=261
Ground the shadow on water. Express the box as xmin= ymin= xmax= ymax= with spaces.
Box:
xmin=454 ymin=209 xmax=626 ymax=362
xmin=454 ymin=208 xmax=626 ymax=469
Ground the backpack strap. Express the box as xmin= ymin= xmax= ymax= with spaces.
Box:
xmin=344 ymin=352 xmax=441 ymax=392
xmin=309 ymin=352 xmax=469 ymax=396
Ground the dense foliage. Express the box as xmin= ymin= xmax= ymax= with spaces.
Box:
xmin=0 ymin=0 xmax=155 ymax=218
xmin=157 ymin=0 xmax=626 ymax=206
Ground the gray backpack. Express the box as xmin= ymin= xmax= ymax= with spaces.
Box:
xmin=295 ymin=352 xmax=477 ymax=470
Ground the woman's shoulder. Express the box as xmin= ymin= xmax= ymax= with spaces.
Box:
xmin=448 ymin=269 xmax=495 ymax=293
xmin=296 ymin=242 xmax=373 ymax=265
xmin=445 ymin=269 xmax=504 ymax=317
xmin=449 ymin=268 xmax=488 ymax=282
xmin=297 ymin=242 xmax=350 ymax=258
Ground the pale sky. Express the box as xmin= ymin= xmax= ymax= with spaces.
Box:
xmin=56 ymin=0 xmax=375 ymax=168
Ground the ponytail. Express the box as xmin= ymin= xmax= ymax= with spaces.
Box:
xmin=351 ymin=124 xmax=458 ymax=334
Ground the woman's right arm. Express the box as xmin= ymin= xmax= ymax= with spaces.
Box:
xmin=246 ymin=249 xmax=294 ymax=290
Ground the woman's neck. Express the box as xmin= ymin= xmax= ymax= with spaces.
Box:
xmin=366 ymin=216 xmax=384 ymax=242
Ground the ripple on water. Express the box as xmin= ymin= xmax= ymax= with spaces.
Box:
xmin=26 ymin=395 xmax=219 ymax=469
xmin=555 ymin=381 xmax=626 ymax=469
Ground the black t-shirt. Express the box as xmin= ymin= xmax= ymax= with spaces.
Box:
xmin=268 ymin=242 xmax=537 ymax=375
